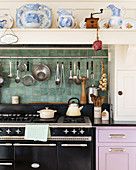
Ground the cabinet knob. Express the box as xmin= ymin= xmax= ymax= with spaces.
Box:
xmin=118 ymin=91 xmax=123 ymax=95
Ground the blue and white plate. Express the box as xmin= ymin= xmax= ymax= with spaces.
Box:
xmin=16 ymin=4 xmax=52 ymax=29
xmin=0 ymin=14 xmax=13 ymax=29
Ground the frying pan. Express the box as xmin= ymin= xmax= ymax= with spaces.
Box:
xmin=22 ymin=61 xmax=35 ymax=86
xmin=32 ymin=63 xmax=50 ymax=81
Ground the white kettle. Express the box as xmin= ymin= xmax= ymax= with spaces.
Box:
xmin=66 ymin=97 xmax=83 ymax=116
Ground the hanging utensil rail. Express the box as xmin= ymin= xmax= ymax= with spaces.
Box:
xmin=0 ymin=56 xmax=108 ymax=59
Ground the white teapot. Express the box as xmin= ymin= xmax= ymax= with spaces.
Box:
xmin=66 ymin=97 xmax=83 ymax=117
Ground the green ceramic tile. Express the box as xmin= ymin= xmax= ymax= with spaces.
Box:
xmin=10 ymin=88 xmax=18 ymax=96
xmin=49 ymin=50 xmax=57 ymax=57
xmin=64 ymin=88 xmax=71 ymax=95
xmin=80 ymin=50 xmax=88 ymax=56
xmin=26 ymin=95 xmax=32 ymax=103
xmin=56 ymin=88 xmax=63 ymax=95
xmin=25 ymin=50 xmax=33 ymax=57
xmin=63 ymin=95 xmax=71 ymax=103
xmin=49 ymin=88 xmax=56 ymax=95
xmin=20 ymin=96 xmax=26 ymax=104
xmin=64 ymin=50 xmax=71 ymax=56
xmin=56 ymin=96 xmax=63 ymax=102
xmin=18 ymin=50 xmax=25 ymax=57
xmin=25 ymin=88 xmax=33 ymax=95
xmin=33 ymin=58 xmax=41 ymax=65
xmin=71 ymin=50 xmax=80 ymax=56
xmin=32 ymin=50 xmax=40 ymax=57
xmin=41 ymin=81 xmax=48 ymax=88
xmin=41 ymin=50 xmax=49 ymax=57
xmin=32 ymin=96 xmax=41 ymax=102
xmin=1 ymin=95 xmax=10 ymax=104
xmin=102 ymin=50 xmax=108 ymax=56
xmin=33 ymin=88 xmax=41 ymax=95
xmin=10 ymin=80 xmax=17 ymax=88
xmin=48 ymin=96 xmax=56 ymax=102
xmin=1 ymin=88 xmax=9 ymax=96
xmin=17 ymin=88 xmax=25 ymax=96
xmin=41 ymin=88 xmax=48 ymax=95
xmin=2 ymin=50 xmax=9 ymax=56
xmin=88 ymin=50 xmax=95 ymax=56
xmin=41 ymin=95 xmax=48 ymax=102
xmin=57 ymin=50 xmax=64 ymax=56
xmin=10 ymin=50 xmax=17 ymax=56
xmin=72 ymin=88 xmax=80 ymax=96
xmin=49 ymin=80 xmax=56 ymax=88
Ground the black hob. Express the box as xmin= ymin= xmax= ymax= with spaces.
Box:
xmin=0 ymin=113 xmax=59 ymax=123
xmin=63 ymin=116 xmax=85 ymax=123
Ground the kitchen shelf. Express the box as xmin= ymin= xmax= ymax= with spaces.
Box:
xmin=0 ymin=29 xmax=135 ymax=45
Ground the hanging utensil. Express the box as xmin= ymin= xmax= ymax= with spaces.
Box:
xmin=73 ymin=61 xmax=77 ymax=80
xmin=75 ymin=61 xmax=81 ymax=85
xmin=80 ymin=77 xmax=87 ymax=104
xmin=93 ymin=28 xmax=102 ymax=53
xmin=86 ymin=61 xmax=89 ymax=80
xmin=91 ymin=61 xmax=94 ymax=79
xmin=60 ymin=62 xmax=65 ymax=92
xmin=22 ymin=61 xmax=35 ymax=86
xmin=8 ymin=59 xmax=13 ymax=78
xmin=55 ymin=62 xmax=60 ymax=85
xmin=32 ymin=63 xmax=50 ymax=82
xmin=15 ymin=61 xmax=20 ymax=83
xmin=68 ymin=61 xmax=73 ymax=84
xmin=18 ymin=56 xmax=27 ymax=72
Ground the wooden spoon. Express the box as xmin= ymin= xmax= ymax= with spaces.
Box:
xmin=100 ymin=96 xmax=105 ymax=106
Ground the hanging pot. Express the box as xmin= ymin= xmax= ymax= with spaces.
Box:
xmin=93 ymin=28 xmax=102 ymax=52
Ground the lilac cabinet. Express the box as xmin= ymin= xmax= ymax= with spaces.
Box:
xmin=96 ymin=127 xmax=136 ymax=170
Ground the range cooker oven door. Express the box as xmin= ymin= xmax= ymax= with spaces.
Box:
xmin=14 ymin=142 xmax=57 ymax=170
xmin=58 ymin=141 xmax=92 ymax=170
xmin=0 ymin=143 xmax=14 ymax=170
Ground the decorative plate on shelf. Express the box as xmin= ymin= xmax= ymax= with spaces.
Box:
xmin=0 ymin=14 xmax=13 ymax=29
xmin=79 ymin=19 xmax=86 ymax=29
xmin=99 ymin=19 xmax=110 ymax=29
xmin=122 ymin=19 xmax=136 ymax=30
xmin=16 ymin=3 xmax=52 ymax=29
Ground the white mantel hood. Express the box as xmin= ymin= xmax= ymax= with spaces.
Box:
xmin=0 ymin=29 xmax=135 ymax=45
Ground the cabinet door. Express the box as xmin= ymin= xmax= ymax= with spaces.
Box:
xmin=99 ymin=147 xmax=133 ymax=170
xmin=58 ymin=142 xmax=92 ymax=170
xmin=117 ymin=71 xmax=136 ymax=120
xmin=14 ymin=143 xmax=57 ymax=170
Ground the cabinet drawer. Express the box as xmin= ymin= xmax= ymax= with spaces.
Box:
xmin=0 ymin=143 xmax=13 ymax=159
xmin=98 ymin=129 xmax=136 ymax=143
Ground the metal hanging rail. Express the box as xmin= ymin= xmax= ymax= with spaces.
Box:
xmin=0 ymin=56 xmax=108 ymax=59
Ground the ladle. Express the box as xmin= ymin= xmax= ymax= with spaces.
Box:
xmin=8 ymin=60 xmax=13 ymax=78
xmin=15 ymin=61 xmax=20 ymax=83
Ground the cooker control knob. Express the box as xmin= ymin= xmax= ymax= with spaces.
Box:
xmin=16 ymin=129 xmax=21 ymax=134
xmin=64 ymin=129 xmax=69 ymax=134
xmin=72 ymin=129 xmax=77 ymax=134
xmin=0 ymin=128 xmax=2 ymax=133
xmin=80 ymin=129 xmax=85 ymax=134
xmin=6 ymin=129 xmax=11 ymax=134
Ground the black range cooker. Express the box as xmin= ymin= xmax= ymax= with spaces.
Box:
xmin=0 ymin=104 xmax=95 ymax=170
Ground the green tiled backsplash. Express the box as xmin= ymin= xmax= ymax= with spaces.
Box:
xmin=0 ymin=49 xmax=108 ymax=104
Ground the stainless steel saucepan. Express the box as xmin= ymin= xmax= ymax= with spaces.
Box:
xmin=32 ymin=63 xmax=50 ymax=81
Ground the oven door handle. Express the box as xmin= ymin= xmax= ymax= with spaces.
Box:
xmin=0 ymin=143 xmax=12 ymax=146
xmin=0 ymin=163 xmax=12 ymax=166
xmin=13 ymin=143 xmax=56 ymax=147
xmin=61 ymin=144 xmax=87 ymax=147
